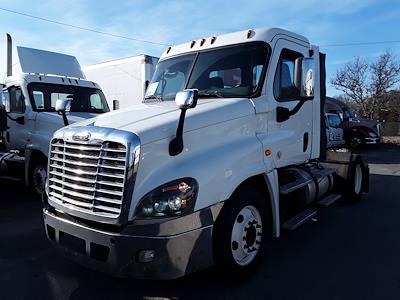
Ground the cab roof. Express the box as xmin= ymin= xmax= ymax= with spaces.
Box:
xmin=160 ymin=27 xmax=310 ymax=60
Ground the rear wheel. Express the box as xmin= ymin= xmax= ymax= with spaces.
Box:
xmin=343 ymin=156 xmax=365 ymax=202
xmin=213 ymin=185 xmax=270 ymax=279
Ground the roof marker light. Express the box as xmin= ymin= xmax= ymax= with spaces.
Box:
xmin=190 ymin=40 xmax=196 ymax=48
xmin=200 ymin=38 xmax=206 ymax=46
xmin=210 ymin=36 xmax=217 ymax=44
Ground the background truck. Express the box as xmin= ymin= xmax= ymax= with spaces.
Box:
xmin=43 ymin=28 xmax=369 ymax=280
xmin=325 ymin=112 xmax=345 ymax=148
xmin=0 ymin=34 xmax=110 ymax=196
xmin=82 ymin=55 xmax=158 ymax=110
xmin=325 ymin=97 xmax=381 ymax=147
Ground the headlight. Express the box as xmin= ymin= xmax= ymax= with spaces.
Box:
xmin=135 ymin=178 xmax=198 ymax=218
xmin=368 ymin=132 xmax=377 ymax=137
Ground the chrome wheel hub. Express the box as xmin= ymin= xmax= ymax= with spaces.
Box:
xmin=231 ymin=205 xmax=263 ymax=266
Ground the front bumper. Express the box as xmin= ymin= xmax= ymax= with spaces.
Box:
xmin=43 ymin=204 xmax=223 ymax=280
xmin=364 ymin=137 xmax=380 ymax=144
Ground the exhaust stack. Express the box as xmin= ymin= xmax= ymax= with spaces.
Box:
xmin=6 ymin=33 xmax=12 ymax=77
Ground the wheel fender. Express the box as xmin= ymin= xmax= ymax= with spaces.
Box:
xmin=26 ymin=149 xmax=47 ymax=186
xmin=263 ymin=170 xmax=280 ymax=238
xmin=24 ymin=149 xmax=32 ymax=186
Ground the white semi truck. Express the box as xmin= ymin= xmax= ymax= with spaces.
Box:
xmin=0 ymin=35 xmax=110 ymax=195
xmin=43 ymin=28 xmax=369 ymax=280
xmin=82 ymin=55 xmax=158 ymax=110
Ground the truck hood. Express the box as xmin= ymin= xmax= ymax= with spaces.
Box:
xmin=70 ymin=98 xmax=255 ymax=144
xmin=43 ymin=111 xmax=100 ymax=124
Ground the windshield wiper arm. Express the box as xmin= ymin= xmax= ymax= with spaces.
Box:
xmin=144 ymin=95 xmax=164 ymax=101
xmin=197 ymin=90 xmax=224 ymax=98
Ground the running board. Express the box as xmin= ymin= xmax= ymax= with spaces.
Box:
xmin=280 ymin=178 xmax=313 ymax=195
xmin=0 ymin=175 xmax=23 ymax=182
xmin=282 ymin=209 xmax=317 ymax=230
xmin=317 ymin=193 xmax=341 ymax=207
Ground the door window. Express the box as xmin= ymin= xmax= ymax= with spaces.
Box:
xmin=89 ymin=93 xmax=105 ymax=110
xmin=273 ymin=49 xmax=303 ymax=101
xmin=9 ymin=87 xmax=25 ymax=113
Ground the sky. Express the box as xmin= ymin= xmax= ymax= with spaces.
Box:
xmin=0 ymin=0 xmax=399 ymax=96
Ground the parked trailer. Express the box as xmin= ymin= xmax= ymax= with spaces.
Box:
xmin=43 ymin=28 xmax=369 ymax=280
xmin=82 ymin=55 xmax=158 ymax=110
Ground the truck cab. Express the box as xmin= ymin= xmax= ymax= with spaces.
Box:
xmin=325 ymin=97 xmax=381 ymax=147
xmin=0 ymin=36 xmax=109 ymax=195
xmin=43 ymin=28 xmax=369 ymax=280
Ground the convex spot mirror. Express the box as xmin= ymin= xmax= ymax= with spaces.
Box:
xmin=55 ymin=98 xmax=71 ymax=113
xmin=1 ymin=90 xmax=10 ymax=113
xmin=294 ymin=57 xmax=315 ymax=100
xmin=175 ymin=89 xmax=198 ymax=110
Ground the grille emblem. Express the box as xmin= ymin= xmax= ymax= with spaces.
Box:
xmin=72 ymin=131 xmax=91 ymax=141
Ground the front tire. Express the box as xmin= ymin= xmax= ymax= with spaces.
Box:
xmin=213 ymin=185 xmax=269 ymax=279
xmin=30 ymin=156 xmax=47 ymax=198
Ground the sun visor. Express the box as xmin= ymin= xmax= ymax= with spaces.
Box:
xmin=17 ymin=46 xmax=85 ymax=79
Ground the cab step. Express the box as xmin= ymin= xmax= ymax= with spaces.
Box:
xmin=0 ymin=175 xmax=23 ymax=182
xmin=280 ymin=177 xmax=313 ymax=195
xmin=282 ymin=209 xmax=317 ymax=230
xmin=317 ymin=193 xmax=341 ymax=207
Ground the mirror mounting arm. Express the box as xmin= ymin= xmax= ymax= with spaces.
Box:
xmin=169 ymin=108 xmax=187 ymax=156
xmin=169 ymin=89 xmax=198 ymax=156
xmin=60 ymin=111 xmax=69 ymax=126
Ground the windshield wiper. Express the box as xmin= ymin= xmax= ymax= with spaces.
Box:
xmin=144 ymin=95 xmax=164 ymax=102
xmin=197 ymin=90 xmax=224 ymax=98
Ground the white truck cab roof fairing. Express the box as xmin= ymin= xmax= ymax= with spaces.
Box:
xmin=17 ymin=46 xmax=85 ymax=79
xmin=160 ymin=28 xmax=310 ymax=60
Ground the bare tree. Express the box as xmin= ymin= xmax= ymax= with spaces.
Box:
xmin=330 ymin=57 xmax=369 ymax=116
xmin=367 ymin=51 xmax=400 ymax=118
xmin=331 ymin=51 xmax=400 ymax=118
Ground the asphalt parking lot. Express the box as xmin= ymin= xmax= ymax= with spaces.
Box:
xmin=0 ymin=144 xmax=399 ymax=300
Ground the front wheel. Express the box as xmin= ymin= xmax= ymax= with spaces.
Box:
xmin=213 ymin=185 xmax=269 ymax=279
xmin=349 ymin=135 xmax=363 ymax=149
xmin=30 ymin=157 xmax=47 ymax=198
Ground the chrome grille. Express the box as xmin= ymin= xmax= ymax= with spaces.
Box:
xmin=48 ymin=138 xmax=127 ymax=218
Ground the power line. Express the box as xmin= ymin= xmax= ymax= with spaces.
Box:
xmin=1 ymin=7 xmax=399 ymax=49
xmin=321 ymin=41 xmax=400 ymax=48
xmin=0 ymin=7 xmax=169 ymax=46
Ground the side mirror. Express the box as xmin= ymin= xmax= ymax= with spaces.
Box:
xmin=175 ymin=89 xmax=198 ymax=109
xmin=55 ymin=98 xmax=71 ymax=113
xmin=55 ymin=98 xmax=71 ymax=126
xmin=169 ymin=89 xmax=199 ymax=156
xmin=113 ymin=99 xmax=120 ymax=111
xmin=294 ymin=57 xmax=315 ymax=99
xmin=1 ymin=90 xmax=11 ymax=113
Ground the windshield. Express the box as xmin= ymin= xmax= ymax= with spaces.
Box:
xmin=144 ymin=42 xmax=268 ymax=102
xmin=28 ymin=83 xmax=110 ymax=113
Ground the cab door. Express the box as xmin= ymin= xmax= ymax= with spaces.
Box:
xmin=5 ymin=86 xmax=32 ymax=151
xmin=266 ymin=40 xmax=313 ymax=168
